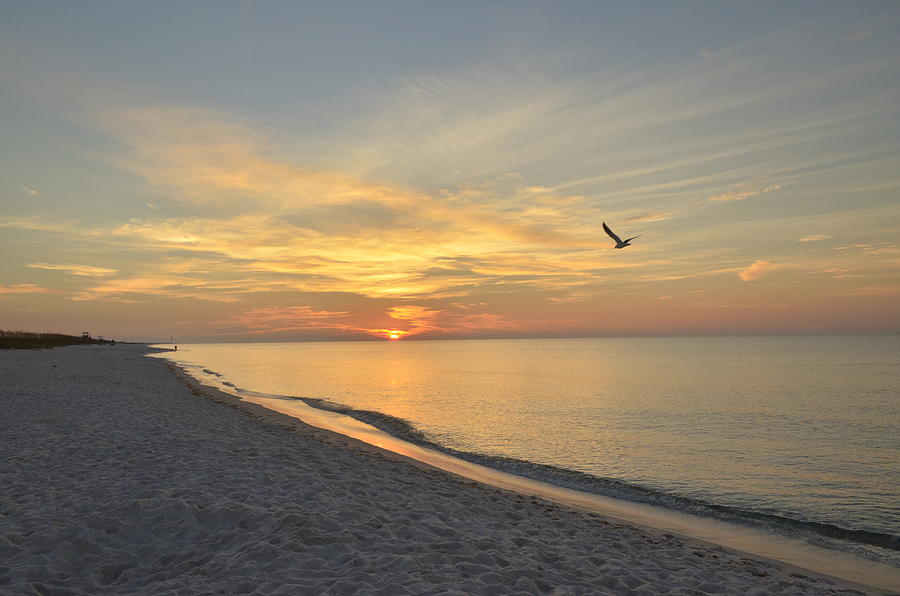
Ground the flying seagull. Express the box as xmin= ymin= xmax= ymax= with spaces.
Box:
xmin=602 ymin=221 xmax=640 ymax=249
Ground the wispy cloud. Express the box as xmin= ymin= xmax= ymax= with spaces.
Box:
xmin=738 ymin=260 xmax=777 ymax=281
xmin=21 ymin=185 xmax=40 ymax=196
xmin=622 ymin=211 xmax=670 ymax=223
xmin=798 ymin=234 xmax=829 ymax=242
xmin=48 ymin=105 xmax=632 ymax=304
xmin=383 ymin=305 xmax=442 ymax=336
xmin=218 ymin=305 xmax=353 ymax=334
xmin=834 ymin=242 xmax=900 ymax=255
xmin=708 ymin=183 xmax=784 ymax=203
xmin=215 ymin=302 xmax=522 ymax=340
xmin=28 ymin=262 xmax=118 ymax=277
xmin=0 ymin=217 xmax=72 ymax=233
xmin=681 ymin=300 xmax=788 ymax=309
xmin=0 ymin=283 xmax=49 ymax=295
xmin=377 ymin=305 xmax=522 ymax=339
xmin=71 ymin=275 xmax=245 ymax=303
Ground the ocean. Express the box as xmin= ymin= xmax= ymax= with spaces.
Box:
xmin=156 ymin=335 xmax=900 ymax=567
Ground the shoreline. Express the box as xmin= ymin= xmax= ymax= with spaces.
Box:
xmin=161 ymin=351 xmax=900 ymax=594
xmin=1 ymin=343 xmax=893 ymax=594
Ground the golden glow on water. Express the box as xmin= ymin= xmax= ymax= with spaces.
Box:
xmin=184 ymin=372 xmax=900 ymax=594
xmin=161 ymin=336 xmax=900 ymax=540
xmin=154 ymin=335 xmax=900 ymax=590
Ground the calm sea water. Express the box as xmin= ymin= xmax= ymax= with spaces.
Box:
xmin=159 ymin=336 xmax=900 ymax=565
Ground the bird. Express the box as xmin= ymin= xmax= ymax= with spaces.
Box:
xmin=602 ymin=221 xmax=640 ymax=249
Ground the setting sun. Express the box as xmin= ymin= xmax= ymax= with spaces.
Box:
xmin=389 ymin=333 xmax=400 ymax=340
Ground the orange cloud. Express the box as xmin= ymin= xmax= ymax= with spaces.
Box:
xmin=32 ymin=104 xmax=680 ymax=309
xmin=834 ymin=242 xmax=900 ymax=255
xmin=0 ymin=284 xmax=49 ymax=295
xmin=387 ymin=305 xmax=442 ymax=320
xmin=383 ymin=305 xmax=443 ymax=338
xmin=14 ymin=103 xmax=842 ymax=320
xmin=105 ymin=106 xmax=440 ymax=215
xmin=453 ymin=312 xmax=521 ymax=331
xmin=219 ymin=306 xmax=353 ymax=334
xmin=738 ymin=260 xmax=777 ymax=281
xmin=215 ymin=302 xmax=522 ymax=340
xmin=72 ymin=276 xmax=244 ymax=303
xmin=379 ymin=304 xmax=521 ymax=338
xmin=28 ymin=262 xmax=118 ymax=277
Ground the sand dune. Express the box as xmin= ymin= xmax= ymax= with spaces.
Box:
xmin=0 ymin=345 xmax=878 ymax=594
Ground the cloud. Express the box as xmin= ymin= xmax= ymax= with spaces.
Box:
xmin=60 ymin=104 xmax=631 ymax=304
xmin=4 ymin=202 xmax=653 ymax=306
xmin=21 ymin=185 xmax=40 ymax=196
xmin=622 ymin=211 xmax=670 ymax=223
xmin=213 ymin=302 xmax=519 ymax=340
xmin=547 ymin=291 xmax=596 ymax=303
xmin=382 ymin=305 xmax=443 ymax=338
xmin=28 ymin=262 xmax=118 ymax=277
xmin=71 ymin=275 xmax=245 ymax=303
xmin=682 ymin=300 xmax=788 ymax=309
xmin=798 ymin=234 xmax=829 ymax=242
xmin=709 ymin=184 xmax=784 ymax=203
xmin=376 ymin=305 xmax=521 ymax=339
xmin=834 ymin=242 xmax=900 ymax=255
xmin=738 ymin=260 xmax=777 ymax=281
xmin=218 ymin=305 xmax=353 ymax=334
xmin=454 ymin=312 xmax=521 ymax=331
xmin=102 ymin=105 xmax=433 ymax=214
xmin=815 ymin=267 xmax=864 ymax=279
xmin=0 ymin=216 xmax=71 ymax=233
xmin=0 ymin=283 xmax=49 ymax=295
xmin=10 ymin=70 xmax=888 ymax=318
xmin=386 ymin=305 xmax=442 ymax=322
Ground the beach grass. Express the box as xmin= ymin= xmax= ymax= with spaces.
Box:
xmin=0 ymin=330 xmax=116 ymax=350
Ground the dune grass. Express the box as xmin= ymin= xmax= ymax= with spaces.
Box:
xmin=0 ymin=330 xmax=116 ymax=350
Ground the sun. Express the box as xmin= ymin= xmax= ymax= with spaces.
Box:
xmin=389 ymin=333 xmax=401 ymax=340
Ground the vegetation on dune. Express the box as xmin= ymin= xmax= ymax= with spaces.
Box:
xmin=0 ymin=330 xmax=116 ymax=350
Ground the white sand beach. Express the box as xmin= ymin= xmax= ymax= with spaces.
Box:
xmin=0 ymin=344 xmax=886 ymax=595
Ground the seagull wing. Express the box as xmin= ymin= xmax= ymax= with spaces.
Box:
xmin=624 ymin=235 xmax=641 ymax=243
xmin=602 ymin=222 xmax=623 ymax=244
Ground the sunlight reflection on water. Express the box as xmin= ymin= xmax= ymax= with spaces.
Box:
xmin=161 ymin=335 xmax=900 ymax=542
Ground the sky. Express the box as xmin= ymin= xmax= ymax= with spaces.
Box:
xmin=2 ymin=1 xmax=899 ymax=341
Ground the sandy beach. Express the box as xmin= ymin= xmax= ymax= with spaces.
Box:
xmin=0 ymin=345 xmax=884 ymax=595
